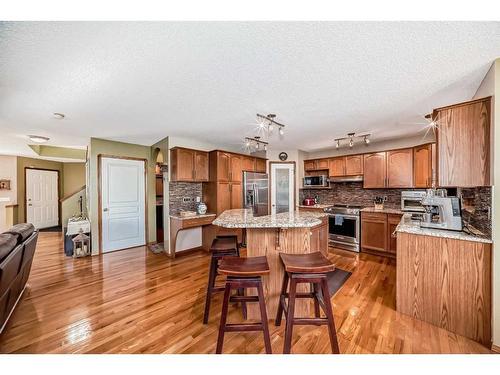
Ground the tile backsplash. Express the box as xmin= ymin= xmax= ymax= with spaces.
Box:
xmin=300 ymin=182 xmax=414 ymax=208
xmin=169 ymin=182 xmax=202 ymax=214
xmin=458 ymin=187 xmax=492 ymax=237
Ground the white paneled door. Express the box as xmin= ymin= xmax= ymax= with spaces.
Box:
xmin=26 ymin=169 xmax=59 ymax=229
xmin=101 ymin=157 xmax=146 ymax=253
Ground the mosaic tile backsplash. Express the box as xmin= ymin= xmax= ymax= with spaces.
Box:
xmin=169 ymin=182 xmax=202 ymax=214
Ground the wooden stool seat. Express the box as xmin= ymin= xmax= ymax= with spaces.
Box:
xmin=216 ymin=256 xmax=272 ymax=354
xmin=218 ymin=256 xmax=270 ymax=277
xmin=210 ymin=237 xmax=238 ymax=253
xmin=279 ymin=252 xmax=335 ymax=274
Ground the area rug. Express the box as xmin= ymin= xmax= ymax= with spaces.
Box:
xmin=326 ymin=268 xmax=352 ymax=297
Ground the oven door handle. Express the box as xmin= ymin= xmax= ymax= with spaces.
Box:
xmin=328 ymin=214 xmax=359 ymax=220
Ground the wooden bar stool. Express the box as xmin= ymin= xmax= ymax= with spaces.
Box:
xmin=275 ymin=252 xmax=340 ymax=354
xmin=203 ymin=235 xmax=245 ymax=324
xmin=216 ymin=256 xmax=272 ymax=354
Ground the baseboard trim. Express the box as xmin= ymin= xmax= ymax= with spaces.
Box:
xmin=0 ymin=285 xmax=27 ymax=335
xmin=491 ymin=343 xmax=500 ymax=354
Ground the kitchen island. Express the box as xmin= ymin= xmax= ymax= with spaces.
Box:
xmin=213 ymin=208 xmax=329 ymax=319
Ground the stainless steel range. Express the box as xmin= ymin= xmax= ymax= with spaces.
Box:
xmin=324 ymin=204 xmax=362 ymax=252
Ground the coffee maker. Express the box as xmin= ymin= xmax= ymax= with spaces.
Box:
xmin=420 ymin=189 xmax=462 ymax=231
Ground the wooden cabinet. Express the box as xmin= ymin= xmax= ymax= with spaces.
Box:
xmin=194 ymin=151 xmax=209 ymax=181
xmin=387 ymin=214 xmax=402 ymax=254
xmin=413 ymin=143 xmax=432 ymax=188
xmin=361 ymin=211 xmax=402 ymax=257
xmin=255 ymin=158 xmax=267 ymax=173
xmin=213 ymin=151 xmax=231 ymax=182
xmin=230 ymin=182 xmax=242 ymax=209
xmin=304 ymin=159 xmax=329 ymax=171
xmin=328 ymin=155 xmax=363 ymax=177
xmin=230 ymin=155 xmax=242 ymax=182
xmin=386 ymin=148 xmax=413 ymax=188
xmin=328 ymin=157 xmax=345 ymax=177
xmin=345 ymin=155 xmax=363 ymax=175
xmin=242 ymin=157 xmax=255 ymax=172
xmin=435 ymin=97 xmax=491 ymax=187
xmin=155 ymin=176 xmax=163 ymax=196
xmin=361 ymin=212 xmax=387 ymax=253
xmin=170 ymin=147 xmax=209 ymax=182
xmin=363 ymin=149 xmax=413 ymax=189
xmin=363 ymin=153 xmax=386 ymax=188
xmin=304 ymin=160 xmax=316 ymax=171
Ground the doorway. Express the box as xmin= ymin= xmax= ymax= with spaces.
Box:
xmin=99 ymin=156 xmax=146 ymax=253
xmin=270 ymin=162 xmax=295 ymax=214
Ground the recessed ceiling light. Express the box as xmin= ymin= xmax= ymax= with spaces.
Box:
xmin=28 ymin=135 xmax=50 ymax=143
xmin=53 ymin=112 xmax=65 ymax=119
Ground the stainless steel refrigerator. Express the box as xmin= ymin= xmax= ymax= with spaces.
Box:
xmin=243 ymin=171 xmax=269 ymax=217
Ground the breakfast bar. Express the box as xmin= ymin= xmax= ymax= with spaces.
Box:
xmin=213 ymin=208 xmax=329 ymax=319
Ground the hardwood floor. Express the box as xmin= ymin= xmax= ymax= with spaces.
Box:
xmin=0 ymin=232 xmax=492 ymax=354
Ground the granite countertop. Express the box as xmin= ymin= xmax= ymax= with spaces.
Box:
xmin=297 ymin=204 xmax=333 ymax=209
xmin=396 ymin=213 xmax=492 ymax=244
xmin=170 ymin=213 xmax=216 ymax=220
xmin=361 ymin=207 xmax=403 ymax=215
xmin=213 ymin=208 xmax=327 ymax=229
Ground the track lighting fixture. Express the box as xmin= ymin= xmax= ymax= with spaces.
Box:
xmin=244 ymin=136 xmax=268 ymax=151
xmin=334 ymin=132 xmax=371 ymax=149
xmin=256 ymin=113 xmax=286 ymax=136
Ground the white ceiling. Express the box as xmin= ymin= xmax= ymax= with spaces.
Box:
xmin=0 ymin=21 xmax=499 ymax=157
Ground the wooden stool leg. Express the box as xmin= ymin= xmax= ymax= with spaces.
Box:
xmin=313 ymin=282 xmax=321 ymax=318
xmin=283 ymin=278 xmax=297 ymax=354
xmin=320 ymin=277 xmax=340 ymax=354
xmin=216 ymin=282 xmax=232 ymax=354
xmin=256 ymin=279 xmax=272 ymax=354
xmin=237 ymin=287 xmax=248 ymax=320
xmin=203 ymin=256 xmax=218 ymax=324
xmin=275 ymin=272 xmax=289 ymax=326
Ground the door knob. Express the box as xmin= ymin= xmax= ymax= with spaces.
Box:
xmin=28 ymin=204 xmax=32 ymax=206
xmin=103 ymin=208 xmax=109 ymax=212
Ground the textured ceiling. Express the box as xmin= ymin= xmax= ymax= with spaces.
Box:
xmin=0 ymin=21 xmax=499 ymax=157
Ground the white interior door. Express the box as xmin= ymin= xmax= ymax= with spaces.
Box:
xmin=26 ymin=169 xmax=59 ymax=229
xmin=270 ymin=163 xmax=295 ymax=215
xmin=101 ymin=157 xmax=146 ymax=253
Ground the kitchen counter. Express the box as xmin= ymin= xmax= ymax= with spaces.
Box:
xmin=361 ymin=207 xmax=403 ymax=215
xmin=396 ymin=213 xmax=492 ymax=244
xmin=169 ymin=213 xmax=216 ymax=220
xmin=297 ymin=204 xmax=333 ymax=210
xmin=213 ymin=208 xmax=326 ymax=229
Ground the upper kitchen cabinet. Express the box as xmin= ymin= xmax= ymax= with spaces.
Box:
xmin=363 ymin=152 xmax=386 ymax=188
xmin=413 ymin=143 xmax=433 ymax=188
xmin=242 ymin=156 xmax=255 ymax=172
xmin=345 ymin=155 xmax=363 ymax=175
xmin=304 ymin=158 xmax=329 ymax=171
xmin=386 ymin=148 xmax=413 ymax=188
xmin=434 ymin=97 xmax=491 ymax=187
xmin=255 ymin=157 xmax=267 ymax=173
xmin=170 ymin=147 xmax=209 ymax=182
xmin=328 ymin=157 xmax=345 ymax=177
xmin=328 ymin=155 xmax=363 ymax=177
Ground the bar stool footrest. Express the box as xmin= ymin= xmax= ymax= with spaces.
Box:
xmin=225 ymin=323 xmax=265 ymax=332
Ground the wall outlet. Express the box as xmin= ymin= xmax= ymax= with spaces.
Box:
xmin=182 ymin=197 xmax=192 ymax=203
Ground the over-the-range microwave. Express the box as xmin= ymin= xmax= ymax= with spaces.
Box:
xmin=303 ymin=175 xmax=329 ymax=188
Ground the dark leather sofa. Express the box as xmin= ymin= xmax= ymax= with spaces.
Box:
xmin=0 ymin=223 xmax=38 ymax=333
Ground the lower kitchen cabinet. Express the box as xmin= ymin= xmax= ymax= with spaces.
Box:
xmin=361 ymin=211 xmax=402 ymax=257
xmin=309 ymin=217 xmax=329 ymax=256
